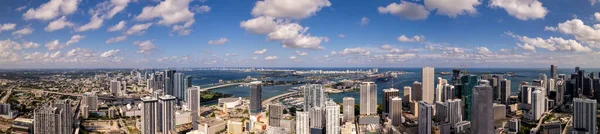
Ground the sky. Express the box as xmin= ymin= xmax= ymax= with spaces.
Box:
xmin=1 ymin=0 xmax=600 ymax=68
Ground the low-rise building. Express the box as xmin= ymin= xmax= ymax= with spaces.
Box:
xmin=12 ymin=118 xmax=33 ymax=134
xmin=199 ymin=118 xmax=226 ymax=134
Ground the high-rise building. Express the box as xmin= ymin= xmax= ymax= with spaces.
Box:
xmin=141 ymin=96 xmax=158 ymax=134
xmin=302 ymin=84 xmax=325 ymax=110
xmin=33 ymin=100 xmax=73 ymax=134
xmin=173 ymin=72 xmax=185 ymax=101
xmin=382 ymin=88 xmax=399 ymax=114
xmin=556 ymin=80 xmax=565 ymax=105
xmin=447 ymin=99 xmax=462 ymax=127
xmin=508 ymin=118 xmax=520 ymax=134
xmin=452 ymin=69 xmax=463 ymax=85
xmin=443 ymin=84 xmax=455 ymax=101
xmin=325 ymin=100 xmax=340 ymax=134
xmin=164 ymin=70 xmax=176 ymax=96
xmin=390 ymin=97 xmax=402 ymax=126
xmin=110 ymin=80 xmax=120 ymax=95
xmin=542 ymin=122 xmax=561 ymax=134
xmin=572 ymin=98 xmax=597 ymax=134
xmin=53 ymin=99 xmax=72 ymax=134
xmin=360 ymin=82 xmax=377 ymax=115
xmin=309 ymin=107 xmax=324 ymax=129
xmin=268 ymin=104 xmax=283 ymax=127
xmin=296 ymin=111 xmax=309 ymax=134
xmin=188 ymin=86 xmax=200 ymax=130
xmin=184 ymin=75 xmax=192 ymax=102
xmin=551 ymin=65 xmax=557 ymax=80
xmin=159 ymin=95 xmax=176 ymax=133
xmin=500 ymin=79 xmax=511 ymax=105
xmin=418 ymin=101 xmax=433 ymax=134
xmin=540 ymin=74 xmax=548 ymax=89
xmin=460 ymin=75 xmax=478 ymax=121
xmin=422 ymin=67 xmax=435 ymax=104
xmin=82 ymin=92 xmax=98 ymax=111
xmin=577 ymin=69 xmax=584 ymax=94
xmin=529 ymin=89 xmax=545 ymax=121
xmin=435 ymin=101 xmax=448 ymax=123
xmin=412 ymin=81 xmax=423 ymax=102
xmin=81 ymin=105 xmax=89 ymax=119
xmin=583 ymin=77 xmax=593 ymax=97
xmin=403 ymin=86 xmax=411 ymax=105
xmin=471 ymin=81 xmax=493 ymax=134
xmin=595 ymin=79 xmax=600 ymax=103
xmin=342 ymin=97 xmax=355 ymax=123
xmin=250 ymin=81 xmax=262 ymax=114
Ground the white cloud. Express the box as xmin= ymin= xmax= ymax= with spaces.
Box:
xmin=66 ymin=48 xmax=94 ymax=57
xmin=397 ymin=35 xmax=426 ymax=42
xmin=253 ymin=49 xmax=267 ymax=55
xmin=191 ymin=5 xmax=211 ymax=14
xmin=595 ymin=12 xmax=600 ymax=22
xmin=45 ymin=40 xmax=62 ymax=51
xmin=265 ymin=56 xmax=279 ymax=60
xmin=65 ymin=35 xmax=84 ymax=46
xmin=125 ymin=23 xmax=152 ymax=35
xmin=15 ymin=6 xmax=26 ymax=12
xmin=132 ymin=40 xmax=156 ymax=55
xmin=106 ymin=36 xmax=127 ymax=44
xmin=105 ymin=0 xmax=131 ymax=19
xmin=545 ymin=19 xmax=600 ymax=48
xmin=360 ymin=17 xmax=370 ymax=25
xmin=108 ymin=20 xmax=126 ymax=32
xmin=544 ymin=26 xmax=557 ymax=31
xmin=337 ymin=34 xmax=346 ymax=38
xmin=377 ymin=1 xmax=429 ymax=20
xmin=171 ymin=20 xmax=194 ymax=35
xmin=45 ymin=16 xmax=74 ymax=32
xmin=135 ymin=0 xmax=194 ymax=25
xmin=589 ymin=0 xmax=600 ymax=5
xmin=76 ymin=14 xmax=104 ymax=32
xmin=208 ymin=38 xmax=229 ymax=45
xmin=335 ymin=47 xmax=370 ymax=55
xmin=476 ymin=47 xmax=493 ymax=55
xmin=296 ymin=50 xmax=308 ymax=56
xmin=240 ymin=16 xmax=279 ymax=34
xmin=507 ymin=32 xmax=593 ymax=52
xmin=101 ymin=49 xmax=120 ymax=58
xmin=22 ymin=42 xmax=40 ymax=49
xmin=489 ymin=0 xmax=547 ymax=20
xmin=424 ymin=0 xmax=480 ymax=18
xmin=225 ymin=53 xmax=238 ymax=57
xmin=0 ymin=23 xmax=16 ymax=33
xmin=266 ymin=23 xmax=327 ymax=49
xmin=289 ymin=56 xmax=297 ymax=60
xmin=251 ymin=0 xmax=332 ymax=19
xmin=12 ymin=27 xmax=33 ymax=36
xmin=23 ymin=0 xmax=80 ymax=20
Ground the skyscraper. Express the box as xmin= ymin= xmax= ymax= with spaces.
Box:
xmin=422 ymin=67 xmax=435 ymax=104
xmin=556 ymin=80 xmax=565 ymax=105
xmin=551 ymin=65 xmax=557 ymax=80
xmin=164 ymin=70 xmax=176 ymax=96
xmin=471 ymin=81 xmax=493 ymax=134
xmin=435 ymin=101 xmax=448 ymax=123
xmin=418 ymin=101 xmax=433 ymax=134
xmin=302 ymin=84 xmax=325 ymax=110
xmin=382 ymin=88 xmax=399 ymax=115
xmin=250 ymin=81 xmax=262 ymax=114
xmin=33 ymin=100 xmax=73 ymax=134
xmin=309 ymin=107 xmax=324 ymax=130
xmin=325 ymin=100 xmax=340 ymax=134
xmin=412 ymin=81 xmax=422 ymax=101
xmin=452 ymin=69 xmax=463 ymax=85
xmin=159 ymin=95 xmax=176 ymax=133
xmin=268 ymin=104 xmax=283 ymax=127
xmin=500 ymin=79 xmax=511 ymax=105
xmin=390 ymin=97 xmax=402 ymax=126
xmin=403 ymin=86 xmax=411 ymax=105
xmin=296 ymin=111 xmax=310 ymax=134
xmin=342 ymin=97 xmax=355 ymax=123
xmin=540 ymin=73 xmax=547 ymax=89
xmin=173 ymin=72 xmax=185 ymax=101
xmin=53 ymin=99 xmax=73 ymax=134
xmin=583 ymin=77 xmax=593 ymax=97
xmin=82 ymin=92 xmax=98 ymax=111
xmin=188 ymin=86 xmax=200 ymax=130
xmin=360 ymin=82 xmax=377 ymax=115
xmin=184 ymin=75 xmax=192 ymax=102
xmin=508 ymin=118 xmax=520 ymax=134
xmin=460 ymin=75 xmax=477 ymax=121
xmin=110 ymin=80 xmax=119 ymax=95
xmin=447 ymin=99 xmax=462 ymax=127
xmin=529 ymin=89 xmax=544 ymax=121
xmin=572 ymin=98 xmax=597 ymax=134
xmin=141 ymin=96 xmax=158 ymax=134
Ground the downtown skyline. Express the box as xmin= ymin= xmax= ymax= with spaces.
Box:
xmin=1 ymin=0 xmax=600 ymax=68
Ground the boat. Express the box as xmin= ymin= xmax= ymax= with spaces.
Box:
xmin=440 ymin=72 xmax=451 ymax=75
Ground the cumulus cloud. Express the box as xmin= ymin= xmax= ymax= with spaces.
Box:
xmin=266 ymin=23 xmax=327 ymax=49
xmin=104 ymin=0 xmax=131 ymax=19
xmin=424 ymin=0 xmax=481 ymax=18
xmin=377 ymin=1 xmax=429 ymax=20
xmin=45 ymin=40 xmax=62 ymax=51
xmin=489 ymin=0 xmax=547 ymax=20
xmin=208 ymin=38 xmax=229 ymax=45
xmin=65 ymin=35 xmax=84 ymax=46
xmin=397 ymin=35 xmax=426 ymax=42
xmin=544 ymin=19 xmax=600 ymax=48
xmin=337 ymin=34 xmax=346 ymax=38
xmin=108 ymin=20 xmax=126 ymax=32
xmin=100 ymin=49 xmax=120 ymax=58
xmin=0 ymin=23 xmax=16 ymax=33
xmin=289 ymin=56 xmax=297 ymax=60
xmin=253 ymin=49 xmax=267 ymax=55
xmin=360 ymin=17 xmax=370 ymax=26
xmin=595 ymin=12 xmax=600 ymax=22
xmin=0 ymin=39 xmax=39 ymax=51
xmin=45 ymin=16 xmax=74 ymax=32
xmin=334 ymin=47 xmax=370 ymax=55
xmin=240 ymin=16 xmax=279 ymax=34
xmin=106 ymin=36 xmax=127 ymax=44
xmin=66 ymin=48 xmax=95 ymax=57
xmin=296 ymin=50 xmax=308 ymax=56
xmin=191 ymin=5 xmax=211 ymax=14
xmin=506 ymin=31 xmax=593 ymax=52
xmin=75 ymin=14 xmax=104 ymax=32
xmin=12 ymin=27 xmax=33 ymax=36
xmin=135 ymin=0 xmax=195 ymax=34
xmin=133 ymin=40 xmax=156 ymax=55
xmin=251 ymin=0 xmax=331 ymax=19
xmin=477 ymin=47 xmax=493 ymax=55
xmin=265 ymin=56 xmax=279 ymax=61
xmin=125 ymin=23 xmax=152 ymax=35
xmin=23 ymin=0 xmax=80 ymax=20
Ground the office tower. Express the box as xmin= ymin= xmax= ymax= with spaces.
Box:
xmin=508 ymin=118 xmax=520 ymax=134
xmin=460 ymin=75 xmax=477 ymax=121
xmin=268 ymin=104 xmax=283 ymax=127
xmin=452 ymin=69 xmax=462 ymax=85
xmin=443 ymin=84 xmax=455 ymax=101
xmin=164 ymin=70 xmax=176 ymax=96
xmin=120 ymin=80 xmax=127 ymax=95
xmin=595 ymin=79 xmax=600 ymax=103
xmin=390 ymin=97 xmax=402 ymax=126
xmin=309 ymin=107 xmax=324 ymax=129
xmin=412 ymin=81 xmax=423 ymax=101
xmin=147 ymin=78 xmax=154 ymax=92
xmin=325 ymin=100 xmax=340 ymax=134
xmin=53 ymin=99 xmax=73 ymax=134
xmin=500 ymin=79 xmax=511 ymax=105
xmin=382 ymin=88 xmax=399 ymax=114
xmin=548 ymin=78 xmax=556 ymax=92
xmin=296 ymin=111 xmax=309 ymax=134
xmin=342 ymin=97 xmax=355 ymax=123
xmin=583 ymin=77 xmax=593 ymax=97
xmin=540 ymin=73 xmax=547 ymax=89
xmin=82 ymin=92 xmax=98 ymax=111
xmin=577 ymin=69 xmax=584 ymax=93
xmin=556 ymin=80 xmax=565 ymax=105
xmin=141 ymin=96 xmax=158 ymax=134
xmin=184 ymin=75 xmax=192 ymax=101
xmin=403 ymin=86 xmax=411 ymax=105
xmin=435 ymin=101 xmax=448 ymax=123
xmin=159 ymin=95 xmax=176 ymax=133
xmin=173 ymin=72 xmax=185 ymax=101
xmin=436 ymin=77 xmax=444 ymax=102
xmin=302 ymin=84 xmax=325 ymax=110
xmin=250 ymin=81 xmax=262 ymax=114
xmin=81 ymin=105 xmax=89 ymax=119
xmin=572 ymin=98 xmax=597 ymax=134
xmin=422 ymin=67 xmax=435 ymax=104
xmin=490 ymin=77 xmax=499 ymax=100
xmin=188 ymin=86 xmax=200 ymax=130
xmin=34 ymin=105 xmax=63 ymax=134
xmin=521 ymin=85 xmax=533 ymax=106
xmin=447 ymin=99 xmax=462 ymax=127
xmin=471 ymin=82 xmax=493 ymax=134
xmin=360 ymin=82 xmax=377 ymax=115
xmin=110 ymin=80 xmax=119 ymax=95
xmin=551 ymin=65 xmax=557 ymax=80
xmin=418 ymin=101 xmax=433 ymax=134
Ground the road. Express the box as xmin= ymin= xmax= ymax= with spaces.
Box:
xmin=534 ymin=109 xmax=553 ymax=131
xmin=561 ymin=116 xmax=572 ymax=134
xmin=199 ymin=83 xmax=244 ymax=92
xmin=262 ymin=91 xmax=300 ymax=105
xmin=0 ymin=85 xmax=16 ymax=103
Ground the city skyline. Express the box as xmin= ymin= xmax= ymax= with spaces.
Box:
xmin=2 ymin=0 xmax=600 ymax=68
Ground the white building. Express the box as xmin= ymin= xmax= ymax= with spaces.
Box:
xmin=141 ymin=96 xmax=158 ymax=134
xmin=296 ymin=111 xmax=309 ymax=134
xmin=360 ymin=82 xmax=377 ymax=115
xmin=422 ymin=67 xmax=435 ymax=104
xmin=572 ymin=98 xmax=597 ymax=134
xmin=159 ymin=95 xmax=176 ymax=133
xmin=325 ymin=100 xmax=340 ymax=134
xmin=418 ymin=101 xmax=433 ymax=134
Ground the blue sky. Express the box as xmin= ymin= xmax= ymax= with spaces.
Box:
xmin=1 ymin=0 xmax=600 ymax=68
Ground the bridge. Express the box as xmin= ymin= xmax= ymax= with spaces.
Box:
xmin=262 ymin=91 xmax=301 ymax=105
xmin=199 ymin=83 xmax=245 ymax=92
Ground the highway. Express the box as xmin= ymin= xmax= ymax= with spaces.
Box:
xmin=262 ymin=90 xmax=300 ymax=105
xmin=0 ymin=85 xmax=16 ymax=103
xmin=199 ymin=83 xmax=244 ymax=92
